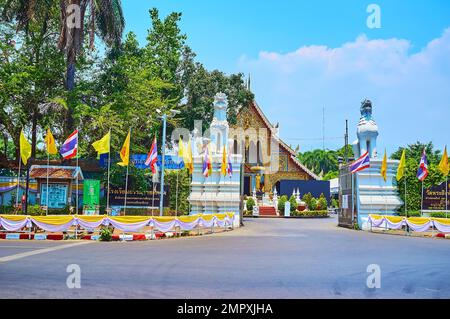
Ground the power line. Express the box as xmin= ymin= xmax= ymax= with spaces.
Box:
xmin=284 ymin=136 xmax=344 ymax=141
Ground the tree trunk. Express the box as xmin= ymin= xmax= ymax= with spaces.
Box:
xmin=31 ymin=108 xmax=38 ymax=157
xmin=66 ymin=54 xmax=76 ymax=91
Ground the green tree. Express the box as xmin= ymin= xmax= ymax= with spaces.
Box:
xmin=391 ymin=142 xmax=446 ymax=212
xmin=0 ymin=6 xmax=66 ymax=158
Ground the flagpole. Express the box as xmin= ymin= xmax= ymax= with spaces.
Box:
xmin=124 ymin=164 xmax=129 ymax=215
xmin=106 ymin=129 xmax=111 ymax=215
xmin=151 ymin=181 xmax=156 ymax=216
xmin=15 ymin=155 xmax=21 ymax=211
xmin=404 ymin=176 xmax=407 ymax=218
xmin=76 ymin=131 xmax=79 ymax=216
xmin=421 ymin=180 xmax=424 ymax=217
xmin=175 ymin=169 xmax=179 ymax=216
xmin=446 ymin=176 xmax=448 ymax=219
xmin=123 ymin=129 xmax=131 ymax=216
xmin=46 ymin=151 xmax=50 ymax=216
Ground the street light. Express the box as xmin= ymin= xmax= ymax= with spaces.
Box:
xmin=157 ymin=108 xmax=181 ymax=216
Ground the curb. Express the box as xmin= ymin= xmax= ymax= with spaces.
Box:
xmin=0 ymin=232 xmax=166 ymax=241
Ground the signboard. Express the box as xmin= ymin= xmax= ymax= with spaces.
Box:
xmin=423 ymin=182 xmax=450 ymax=211
xmin=40 ymin=183 xmax=68 ymax=209
xmin=83 ymin=180 xmax=100 ymax=210
xmin=100 ymin=154 xmax=184 ymax=170
xmin=109 ymin=185 xmax=169 ymax=207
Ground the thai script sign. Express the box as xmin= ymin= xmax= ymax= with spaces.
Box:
xmin=423 ymin=182 xmax=450 ymax=211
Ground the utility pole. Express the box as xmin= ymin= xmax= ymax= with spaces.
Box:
xmin=344 ymin=119 xmax=349 ymax=164
xmin=322 ymin=107 xmax=325 ymax=150
xmin=159 ymin=113 xmax=167 ymax=217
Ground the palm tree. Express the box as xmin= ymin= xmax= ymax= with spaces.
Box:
xmin=1 ymin=0 xmax=125 ymax=90
xmin=58 ymin=0 xmax=125 ymax=90
xmin=298 ymin=149 xmax=339 ymax=176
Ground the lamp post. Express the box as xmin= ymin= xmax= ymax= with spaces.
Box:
xmin=158 ymin=109 xmax=180 ymax=216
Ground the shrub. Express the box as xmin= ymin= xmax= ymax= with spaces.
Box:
xmin=292 ymin=210 xmax=329 ymax=218
xmin=246 ymin=197 xmax=255 ymax=212
xmin=99 ymin=227 xmax=113 ymax=242
xmin=430 ymin=212 xmax=449 ymax=218
xmin=302 ymin=193 xmax=313 ymax=209
xmin=0 ymin=206 xmax=15 ymax=214
xmin=278 ymin=195 xmax=288 ymax=212
xmin=48 ymin=206 xmax=71 ymax=215
xmin=331 ymin=198 xmax=339 ymax=209
xmin=397 ymin=211 xmax=422 ymax=217
xmin=309 ymin=198 xmax=318 ymax=211
xmin=27 ymin=205 xmax=43 ymax=216
xmin=316 ymin=195 xmax=328 ymax=211
xmin=289 ymin=195 xmax=297 ymax=212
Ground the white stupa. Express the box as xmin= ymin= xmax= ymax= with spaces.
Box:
xmin=351 ymin=99 xmax=403 ymax=229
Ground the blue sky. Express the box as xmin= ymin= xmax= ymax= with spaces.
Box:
xmin=121 ymin=0 xmax=450 ymax=155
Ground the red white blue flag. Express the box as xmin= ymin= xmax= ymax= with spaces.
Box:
xmin=417 ymin=149 xmax=429 ymax=182
xmin=350 ymin=151 xmax=370 ymax=174
xmin=227 ymin=152 xmax=233 ymax=176
xmin=203 ymin=146 xmax=211 ymax=177
xmin=60 ymin=130 xmax=78 ymax=160
xmin=145 ymin=137 xmax=158 ymax=174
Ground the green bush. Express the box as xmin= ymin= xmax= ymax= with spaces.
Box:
xmin=292 ymin=210 xmax=329 ymax=218
xmin=331 ymin=198 xmax=339 ymax=209
xmin=278 ymin=195 xmax=288 ymax=212
xmin=397 ymin=211 xmax=422 ymax=217
xmin=0 ymin=206 xmax=15 ymax=214
xmin=302 ymin=193 xmax=313 ymax=209
xmin=27 ymin=205 xmax=43 ymax=216
xmin=430 ymin=212 xmax=449 ymax=218
xmin=246 ymin=197 xmax=255 ymax=212
xmin=317 ymin=194 xmax=328 ymax=211
xmin=48 ymin=206 xmax=71 ymax=215
xmin=289 ymin=195 xmax=297 ymax=212
xmin=99 ymin=227 xmax=113 ymax=242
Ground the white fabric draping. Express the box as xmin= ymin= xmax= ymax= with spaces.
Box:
xmin=433 ymin=220 xmax=450 ymax=233
xmin=76 ymin=218 xmax=106 ymax=230
xmin=368 ymin=215 xmax=450 ymax=233
xmin=31 ymin=219 xmax=76 ymax=233
xmin=0 ymin=214 xmax=236 ymax=234
xmin=405 ymin=220 xmax=432 ymax=232
xmin=384 ymin=218 xmax=405 ymax=230
xmin=0 ymin=217 xmax=31 ymax=231
xmin=107 ymin=219 xmax=150 ymax=232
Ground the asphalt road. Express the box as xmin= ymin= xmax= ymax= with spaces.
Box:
xmin=0 ymin=216 xmax=449 ymax=299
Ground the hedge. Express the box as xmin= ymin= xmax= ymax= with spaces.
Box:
xmin=291 ymin=210 xmax=329 ymax=218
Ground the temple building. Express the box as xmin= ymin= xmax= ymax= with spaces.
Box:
xmin=231 ymin=100 xmax=321 ymax=196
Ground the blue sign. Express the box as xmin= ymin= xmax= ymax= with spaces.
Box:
xmin=131 ymin=154 xmax=185 ymax=170
xmin=99 ymin=154 xmax=185 ymax=170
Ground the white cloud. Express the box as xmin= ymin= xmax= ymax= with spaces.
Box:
xmin=238 ymin=28 xmax=450 ymax=153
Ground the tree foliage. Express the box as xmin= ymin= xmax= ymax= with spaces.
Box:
xmin=391 ymin=141 xmax=446 ymax=212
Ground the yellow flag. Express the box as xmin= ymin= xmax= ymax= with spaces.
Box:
xmin=221 ymin=145 xmax=228 ymax=176
xmin=381 ymin=150 xmax=388 ymax=182
xmin=186 ymin=138 xmax=193 ymax=174
xmin=117 ymin=130 xmax=131 ymax=167
xmin=439 ymin=146 xmax=449 ymax=177
xmin=396 ymin=149 xmax=406 ymax=181
xmin=45 ymin=129 xmax=58 ymax=155
xmin=19 ymin=129 xmax=31 ymax=165
xmin=178 ymin=138 xmax=185 ymax=158
xmin=92 ymin=131 xmax=111 ymax=157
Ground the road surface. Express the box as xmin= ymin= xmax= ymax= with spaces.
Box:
xmin=0 ymin=216 xmax=449 ymax=298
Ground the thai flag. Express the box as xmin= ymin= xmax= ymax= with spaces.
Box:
xmin=60 ymin=130 xmax=78 ymax=160
xmin=349 ymin=151 xmax=370 ymax=174
xmin=203 ymin=146 xmax=211 ymax=177
xmin=227 ymin=153 xmax=233 ymax=176
xmin=145 ymin=137 xmax=158 ymax=174
xmin=417 ymin=149 xmax=429 ymax=181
